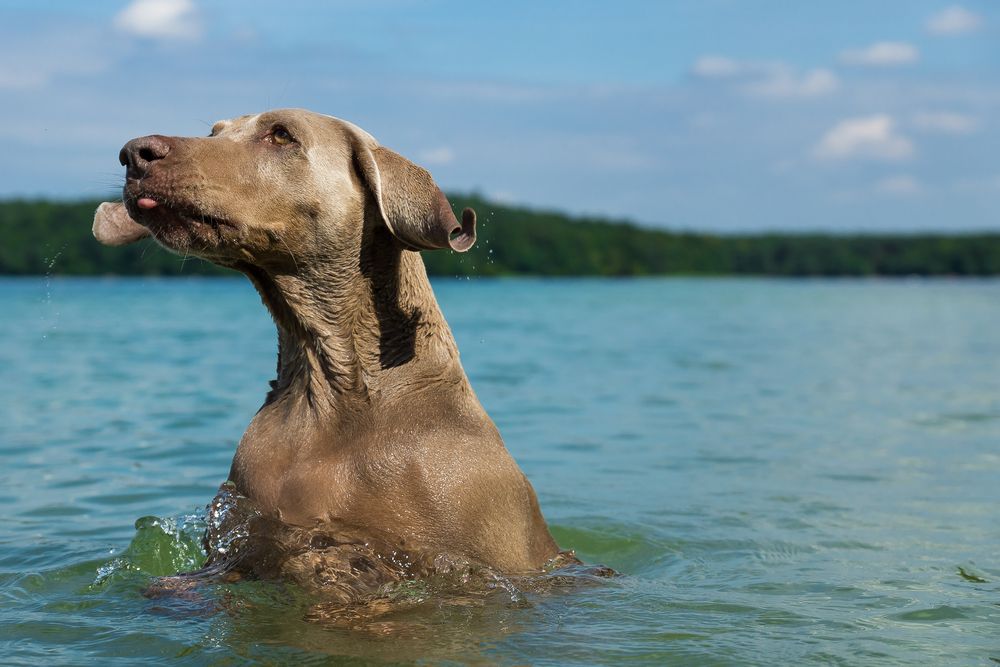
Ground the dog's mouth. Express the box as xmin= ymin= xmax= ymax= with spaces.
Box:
xmin=124 ymin=181 xmax=239 ymax=253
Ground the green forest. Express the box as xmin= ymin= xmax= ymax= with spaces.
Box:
xmin=2 ymin=196 xmax=999 ymax=277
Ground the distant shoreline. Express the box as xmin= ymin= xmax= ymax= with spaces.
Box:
xmin=3 ymin=197 xmax=999 ymax=277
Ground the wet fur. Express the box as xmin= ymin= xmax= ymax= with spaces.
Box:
xmin=94 ymin=109 xmax=563 ymax=597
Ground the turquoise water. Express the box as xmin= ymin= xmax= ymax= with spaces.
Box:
xmin=1 ymin=277 xmax=999 ymax=665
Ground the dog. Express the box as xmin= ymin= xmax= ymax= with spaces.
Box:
xmin=93 ymin=109 xmax=564 ymax=595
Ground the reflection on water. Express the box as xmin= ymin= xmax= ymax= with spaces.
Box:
xmin=1 ymin=277 xmax=1000 ymax=665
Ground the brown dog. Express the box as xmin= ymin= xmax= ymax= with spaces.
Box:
xmin=94 ymin=109 xmax=561 ymax=585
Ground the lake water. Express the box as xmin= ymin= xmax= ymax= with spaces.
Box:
xmin=1 ymin=277 xmax=998 ymax=665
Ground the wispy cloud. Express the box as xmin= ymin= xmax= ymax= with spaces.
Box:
xmin=0 ymin=26 xmax=112 ymax=89
xmin=486 ymin=190 xmax=518 ymax=205
xmin=839 ymin=42 xmax=919 ymax=67
xmin=417 ymin=146 xmax=456 ymax=166
xmin=692 ymin=56 xmax=838 ymax=99
xmin=745 ymin=68 xmax=838 ymax=99
xmin=926 ymin=5 xmax=983 ymax=35
xmin=953 ymin=174 xmax=1000 ymax=193
xmin=691 ymin=56 xmax=752 ymax=78
xmin=875 ymin=175 xmax=922 ymax=196
xmin=0 ymin=2 xmax=997 ymax=231
xmin=911 ymin=111 xmax=979 ymax=134
xmin=814 ymin=115 xmax=914 ymax=161
xmin=114 ymin=0 xmax=201 ymax=41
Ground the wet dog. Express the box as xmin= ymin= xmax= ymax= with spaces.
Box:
xmin=94 ymin=109 xmax=565 ymax=598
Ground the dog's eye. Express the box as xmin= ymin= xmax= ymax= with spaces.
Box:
xmin=270 ymin=126 xmax=294 ymax=146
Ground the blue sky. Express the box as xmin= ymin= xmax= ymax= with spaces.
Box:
xmin=1 ymin=0 xmax=998 ymax=231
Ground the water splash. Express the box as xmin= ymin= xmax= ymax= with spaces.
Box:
xmin=39 ymin=243 xmax=67 ymax=341
xmin=93 ymin=513 xmax=206 ymax=586
xmin=89 ymin=483 xmax=611 ymax=632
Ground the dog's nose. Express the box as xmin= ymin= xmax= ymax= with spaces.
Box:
xmin=119 ymin=135 xmax=172 ymax=179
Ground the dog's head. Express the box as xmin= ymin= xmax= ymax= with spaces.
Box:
xmin=93 ymin=108 xmax=476 ymax=269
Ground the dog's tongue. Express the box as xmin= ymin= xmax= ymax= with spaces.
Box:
xmin=93 ymin=201 xmax=152 ymax=246
xmin=137 ymin=197 xmax=158 ymax=210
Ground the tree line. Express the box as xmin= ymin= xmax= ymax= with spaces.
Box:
xmin=2 ymin=196 xmax=999 ymax=277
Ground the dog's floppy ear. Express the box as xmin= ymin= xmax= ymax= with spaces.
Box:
xmin=93 ymin=202 xmax=151 ymax=246
xmin=353 ymin=143 xmax=476 ymax=252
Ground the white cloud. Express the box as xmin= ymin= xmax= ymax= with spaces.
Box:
xmin=911 ymin=111 xmax=979 ymax=134
xmin=875 ymin=175 xmax=922 ymax=196
xmin=839 ymin=42 xmax=919 ymax=67
xmin=114 ymin=0 xmax=201 ymax=41
xmin=417 ymin=146 xmax=456 ymax=166
xmin=744 ymin=68 xmax=839 ymax=99
xmin=691 ymin=56 xmax=748 ymax=78
xmin=691 ymin=56 xmax=838 ymax=99
xmin=814 ymin=115 xmax=915 ymax=161
xmin=926 ymin=6 xmax=983 ymax=35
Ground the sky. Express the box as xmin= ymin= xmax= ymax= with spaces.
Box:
xmin=1 ymin=0 xmax=998 ymax=232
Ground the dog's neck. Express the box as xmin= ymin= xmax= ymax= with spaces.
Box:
xmin=238 ymin=234 xmax=464 ymax=415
